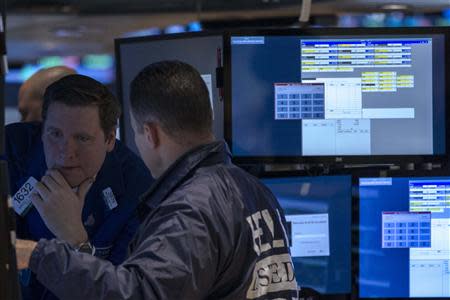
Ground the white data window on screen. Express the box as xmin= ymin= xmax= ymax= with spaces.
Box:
xmin=302 ymin=119 xmax=371 ymax=155
xmin=286 ymin=213 xmax=330 ymax=258
xmin=409 ymin=260 xmax=450 ymax=297
xmin=302 ymin=77 xmax=362 ymax=119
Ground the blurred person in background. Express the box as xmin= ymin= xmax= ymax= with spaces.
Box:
xmin=18 ymin=66 xmax=76 ymax=122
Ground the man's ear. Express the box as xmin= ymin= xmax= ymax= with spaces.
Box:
xmin=105 ymin=129 xmax=116 ymax=152
xmin=143 ymin=122 xmax=159 ymax=149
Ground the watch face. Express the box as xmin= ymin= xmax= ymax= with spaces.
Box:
xmin=77 ymin=243 xmax=94 ymax=255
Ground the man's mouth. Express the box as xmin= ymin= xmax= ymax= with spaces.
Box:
xmin=58 ymin=166 xmax=80 ymax=172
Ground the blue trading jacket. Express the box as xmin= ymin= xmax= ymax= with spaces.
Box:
xmin=5 ymin=122 xmax=153 ymax=300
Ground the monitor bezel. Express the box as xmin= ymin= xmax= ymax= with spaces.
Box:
xmin=354 ymin=168 xmax=450 ymax=300
xmin=223 ymin=27 xmax=450 ymax=166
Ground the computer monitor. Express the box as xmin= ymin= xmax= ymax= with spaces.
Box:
xmin=359 ymin=174 xmax=450 ymax=298
xmin=261 ymin=175 xmax=352 ymax=295
xmin=225 ymin=27 xmax=449 ymax=165
xmin=115 ymin=32 xmax=224 ymax=155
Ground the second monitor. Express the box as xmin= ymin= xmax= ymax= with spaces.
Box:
xmin=261 ymin=175 xmax=352 ymax=295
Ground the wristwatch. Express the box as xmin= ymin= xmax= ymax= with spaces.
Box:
xmin=74 ymin=241 xmax=96 ymax=255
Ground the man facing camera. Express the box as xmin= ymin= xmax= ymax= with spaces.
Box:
xmin=7 ymin=74 xmax=153 ymax=300
xmin=17 ymin=61 xmax=298 ymax=300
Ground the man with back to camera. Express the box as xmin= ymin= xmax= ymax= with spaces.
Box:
xmin=18 ymin=66 xmax=76 ymax=122
xmin=7 ymin=74 xmax=153 ymax=300
xmin=16 ymin=60 xmax=299 ymax=299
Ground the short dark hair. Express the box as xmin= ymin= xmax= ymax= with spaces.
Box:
xmin=42 ymin=74 xmax=121 ymax=136
xmin=130 ymin=60 xmax=213 ymax=140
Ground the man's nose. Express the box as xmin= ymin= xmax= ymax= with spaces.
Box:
xmin=58 ymin=138 xmax=78 ymax=162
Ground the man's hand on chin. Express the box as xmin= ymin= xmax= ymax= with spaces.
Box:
xmin=31 ymin=169 xmax=94 ymax=246
xmin=16 ymin=239 xmax=37 ymax=270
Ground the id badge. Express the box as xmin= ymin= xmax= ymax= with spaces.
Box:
xmin=102 ymin=187 xmax=118 ymax=210
xmin=12 ymin=177 xmax=38 ymax=216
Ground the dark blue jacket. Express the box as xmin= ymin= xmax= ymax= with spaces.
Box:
xmin=29 ymin=141 xmax=299 ymax=300
xmin=5 ymin=122 xmax=153 ymax=300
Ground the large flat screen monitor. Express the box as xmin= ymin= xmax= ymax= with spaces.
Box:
xmin=359 ymin=174 xmax=450 ymax=298
xmin=115 ymin=32 xmax=224 ymax=155
xmin=225 ymin=27 xmax=450 ymax=165
xmin=261 ymin=175 xmax=352 ymax=295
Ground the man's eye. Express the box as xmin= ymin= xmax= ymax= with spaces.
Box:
xmin=77 ymin=136 xmax=90 ymax=143
xmin=49 ymin=130 xmax=62 ymax=138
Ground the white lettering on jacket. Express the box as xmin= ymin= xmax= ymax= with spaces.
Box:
xmin=246 ymin=209 xmax=286 ymax=256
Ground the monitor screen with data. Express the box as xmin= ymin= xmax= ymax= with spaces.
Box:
xmin=359 ymin=176 xmax=450 ymax=298
xmin=226 ymin=28 xmax=448 ymax=163
xmin=261 ymin=175 xmax=352 ymax=294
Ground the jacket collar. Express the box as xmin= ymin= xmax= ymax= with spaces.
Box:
xmin=27 ymin=141 xmax=47 ymax=180
xmin=139 ymin=141 xmax=231 ymax=211
xmin=91 ymin=143 xmax=126 ymax=199
xmin=26 ymin=125 xmax=47 ymax=180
